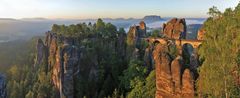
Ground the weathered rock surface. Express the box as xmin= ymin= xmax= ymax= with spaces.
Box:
xmin=197 ymin=29 xmax=205 ymax=40
xmin=34 ymin=39 xmax=47 ymax=67
xmin=127 ymin=21 xmax=147 ymax=47
xmin=153 ymin=43 xmax=173 ymax=98
xmin=144 ymin=44 xmax=154 ymax=70
xmin=127 ymin=21 xmax=147 ymax=59
xmin=0 ymin=74 xmax=6 ymax=98
xmin=152 ymin=42 xmax=196 ymax=98
xmin=35 ymin=32 xmax=80 ymax=98
xmin=162 ymin=18 xmax=187 ymax=39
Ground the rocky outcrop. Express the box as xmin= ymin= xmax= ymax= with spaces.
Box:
xmin=152 ymin=42 xmax=196 ymax=98
xmin=127 ymin=21 xmax=147 ymax=47
xmin=197 ymin=29 xmax=205 ymax=40
xmin=144 ymin=44 xmax=154 ymax=70
xmin=127 ymin=21 xmax=147 ymax=59
xmin=34 ymin=39 xmax=47 ymax=67
xmin=0 ymin=74 xmax=6 ymax=98
xmin=153 ymin=43 xmax=173 ymax=98
xmin=162 ymin=18 xmax=187 ymax=39
xmin=35 ymin=32 xmax=81 ymax=98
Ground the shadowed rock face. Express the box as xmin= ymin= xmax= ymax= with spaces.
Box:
xmin=152 ymin=42 xmax=196 ymax=98
xmin=0 ymin=74 xmax=6 ymax=98
xmin=128 ymin=21 xmax=147 ymax=46
xmin=127 ymin=21 xmax=147 ymax=60
xmin=35 ymin=32 xmax=80 ymax=98
xmin=162 ymin=18 xmax=187 ymax=39
xmin=34 ymin=39 xmax=47 ymax=67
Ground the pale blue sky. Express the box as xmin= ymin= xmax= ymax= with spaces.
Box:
xmin=0 ymin=0 xmax=239 ymax=19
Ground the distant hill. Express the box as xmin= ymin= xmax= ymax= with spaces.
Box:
xmin=143 ymin=15 xmax=162 ymax=23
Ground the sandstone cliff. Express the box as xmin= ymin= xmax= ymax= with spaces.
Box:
xmin=162 ymin=18 xmax=187 ymax=39
xmin=197 ymin=29 xmax=205 ymax=40
xmin=152 ymin=41 xmax=196 ymax=98
xmin=127 ymin=21 xmax=147 ymax=60
xmin=35 ymin=32 xmax=80 ymax=98
xmin=151 ymin=18 xmax=201 ymax=98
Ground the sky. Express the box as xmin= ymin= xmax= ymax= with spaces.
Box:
xmin=0 ymin=0 xmax=239 ymax=19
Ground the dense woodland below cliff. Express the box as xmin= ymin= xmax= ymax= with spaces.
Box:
xmin=4 ymin=19 xmax=157 ymax=98
xmin=1 ymin=3 xmax=240 ymax=98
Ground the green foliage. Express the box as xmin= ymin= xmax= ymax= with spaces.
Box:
xmin=0 ymin=38 xmax=37 ymax=73
xmin=5 ymin=37 xmax=57 ymax=98
xmin=150 ymin=29 xmax=161 ymax=37
xmin=127 ymin=70 xmax=156 ymax=98
xmin=50 ymin=19 xmax=129 ymax=97
xmin=6 ymin=18 xmax=157 ymax=98
xmin=207 ymin=6 xmax=221 ymax=18
xmin=119 ymin=60 xmax=147 ymax=91
xmin=197 ymin=4 xmax=240 ymax=97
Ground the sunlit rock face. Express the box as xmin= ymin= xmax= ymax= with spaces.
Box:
xmin=35 ymin=32 xmax=81 ymax=98
xmin=197 ymin=29 xmax=205 ymax=40
xmin=153 ymin=42 xmax=196 ymax=98
xmin=153 ymin=43 xmax=173 ymax=98
xmin=0 ymin=74 xmax=6 ymax=98
xmin=162 ymin=18 xmax=187 ymax=39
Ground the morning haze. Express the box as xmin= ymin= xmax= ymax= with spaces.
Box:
xmin=0 ymin=0 xmax=238 ymax=19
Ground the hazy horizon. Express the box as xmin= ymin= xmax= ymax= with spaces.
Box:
xmin=0 ymin=0 xmax=239 ymax=19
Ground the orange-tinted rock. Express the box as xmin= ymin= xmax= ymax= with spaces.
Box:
xmin=162 ymin=18 xmax=187 ymax=39
xmin=171 ymin=56 xmax=183 ymax=96
xmin=181 ymin=69 xmax=194 ymax=98
xmin=153 ymin=43 xmax=173 ymax=98
xmin=197 ymin=29 xmax=205 ymax=40
xmin=153 ymin=42 xmax=196 ymax=98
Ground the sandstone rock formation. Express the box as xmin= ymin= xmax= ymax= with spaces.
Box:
xmin=34 ymin=39 xmax=47 ymax=67
xmin=162 ymin=18 xmax=187 ymax=39
xmin=153 ymin=43 xmax=173 ymax=98
xmin=152 ymin=41 xmax=196 ymax=98
xmin=127 ymin=21 xmax=147 ymax=59
xmin=144 ymin=44 xmax=154 ymax=70
xmin=127 ymin=21 xmax=147 ymax=47
xmin=197 ymin=29 xmax=205 ymax=40
xmin=35 ymin=32 xmax=81 ymax=98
